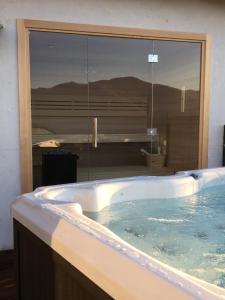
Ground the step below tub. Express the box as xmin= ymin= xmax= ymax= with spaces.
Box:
xmin=12 ymin=168 xmax=225 ymax=300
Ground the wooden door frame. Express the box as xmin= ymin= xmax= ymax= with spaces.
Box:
xmin=17 ymin=19 xmax=211 ymax=193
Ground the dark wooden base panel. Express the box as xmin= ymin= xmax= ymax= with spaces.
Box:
xmin=0 ymin=250 xmax=16 ymax=300
xmin=13 ymin=220 xmax=113 ymax=300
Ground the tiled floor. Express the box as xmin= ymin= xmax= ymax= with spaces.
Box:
xmin=0 ymin=251 xmax=16 ymax=300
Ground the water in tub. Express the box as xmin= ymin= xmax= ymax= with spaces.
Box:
xmin=85 ymin=184 xmax=225 ymax=288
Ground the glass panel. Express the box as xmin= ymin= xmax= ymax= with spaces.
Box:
xmin=30 ymin=31 xmax=202 ymax=187
xmin=30 ymin=31 xmax=89 ymax=189
xmin=152 ymin=40 xmax=201 ymax=174
xmin=87 ymin=36 xmax=153 ymax=180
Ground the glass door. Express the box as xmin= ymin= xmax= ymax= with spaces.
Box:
xmin=30 ymin=31 xmax=90 ymax=188
xmin=30 ymin=31 xmax=202 ymax=188
xmin=152 ymin=40 xmax=201 ymax=173
xmin=87 ymin=37 xmax=202 ymax=179
xmin=87 ymin=36 xmax=154 ymax=180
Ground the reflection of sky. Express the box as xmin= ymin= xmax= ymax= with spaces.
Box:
xmin=30 ymin=31 xmax=201 ymax=91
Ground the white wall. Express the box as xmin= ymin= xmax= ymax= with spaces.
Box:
xmin=0 ymin=0 xmax=225 ymax=249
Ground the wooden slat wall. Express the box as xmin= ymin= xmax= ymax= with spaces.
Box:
xmin=31 ymin=94 xmax=147 ymax=117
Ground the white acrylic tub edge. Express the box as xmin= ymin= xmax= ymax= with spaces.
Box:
xmin=29 ymin=167 xmax=225 ymax=213
xmin=31 ymin=175 xmax=197 ymax=213
xmin=12 ymin=168 xmax=225 ymax=300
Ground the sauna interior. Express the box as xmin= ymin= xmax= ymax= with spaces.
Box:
xmin=30 ymin=31 xmax=201 ymax=188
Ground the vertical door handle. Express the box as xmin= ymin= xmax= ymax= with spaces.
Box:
xmin=92 ymin=117 xmax=98 ymax=148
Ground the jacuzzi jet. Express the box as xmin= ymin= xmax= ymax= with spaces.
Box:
xmin=190 ymin=173 xmax=199 ymax=180
xmin=124 ymin=227 xmax=146 ymax=238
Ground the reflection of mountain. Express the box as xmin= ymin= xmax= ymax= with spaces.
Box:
xmin=32 ymin=76 xmax=199 ymax=99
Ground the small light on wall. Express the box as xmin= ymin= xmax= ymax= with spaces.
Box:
xmin=148 ymin=54 xmax=159 ymax=63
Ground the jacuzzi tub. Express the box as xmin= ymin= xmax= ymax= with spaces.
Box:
xmin=12 ymin=168 xmax=225 ymax=300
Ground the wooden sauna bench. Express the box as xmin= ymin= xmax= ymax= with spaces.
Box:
xmin=32 ymin=133 xmax=154 ymax=144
